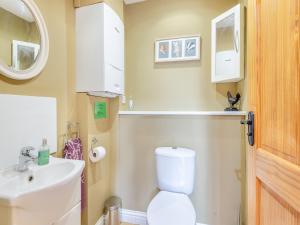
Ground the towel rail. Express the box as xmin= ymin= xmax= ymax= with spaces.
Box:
xmin=64 ymin=122 xmax=80 ymax=144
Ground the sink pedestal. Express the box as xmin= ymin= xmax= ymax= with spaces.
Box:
xmin=0 ymin=157 xmax=85 ymax=225
xmin=0 ymin=178 xmax=81 ymax=225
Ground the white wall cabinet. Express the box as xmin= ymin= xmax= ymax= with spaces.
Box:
xmin=76 ymin=3 xmax=124 ymax=97
xmin=211 ymin=4 xmax=244 ymax=83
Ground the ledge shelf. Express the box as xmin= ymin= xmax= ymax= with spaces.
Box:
xmin=118 ymin=111 xmax=247 ymax=116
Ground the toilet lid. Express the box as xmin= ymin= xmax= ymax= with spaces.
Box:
xmin=147 ymin=191 xmax=196 ymax=225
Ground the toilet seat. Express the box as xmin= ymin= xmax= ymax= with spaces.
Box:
xmin=147 ymin=191 xmax=196 ymax=225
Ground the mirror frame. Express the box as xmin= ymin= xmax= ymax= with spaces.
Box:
xmin=0 ymin=0 xmax=49 ymax=80
xmin=211 ymin=4 xmax=244 ymax=83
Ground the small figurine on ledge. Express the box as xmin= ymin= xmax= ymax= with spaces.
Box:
xmin=225 ymin=91 xmax=241 ymax=111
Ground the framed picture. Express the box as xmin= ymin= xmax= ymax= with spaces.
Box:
xmin=12 ymin=40 xmax=40 ymax=70
xmin=155 ymin=36 xmax=200 ymax=62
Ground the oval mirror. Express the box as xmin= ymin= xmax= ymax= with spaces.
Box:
xmin=0 ymin=0 xmax=49 ymax=80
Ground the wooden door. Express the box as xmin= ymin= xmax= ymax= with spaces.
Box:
xmin=247 ymin=0 xmax=300 ymax=225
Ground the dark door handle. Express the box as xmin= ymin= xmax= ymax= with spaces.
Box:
xmin=241 ymin=112 xmax=254 ymax=146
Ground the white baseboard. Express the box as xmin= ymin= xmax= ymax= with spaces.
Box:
xmin=94 ymin=209 xmax=147 ymax=225
xmin=120 ymin=208 xmax=204 ymax=225
xmin=95 ymin=208 xmax=205 ymax=225
xmin=121 ymin=208 xmax=148 ymax=225
xmin=95 ymin=215 xmax=104 ymax=225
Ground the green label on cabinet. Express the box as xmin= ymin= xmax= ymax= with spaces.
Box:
xmin=94 ymin=102 xmax=107 ymax=119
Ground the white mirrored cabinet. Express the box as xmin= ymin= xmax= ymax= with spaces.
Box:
xmin=211 ymin=4 xmax=244 ymax=83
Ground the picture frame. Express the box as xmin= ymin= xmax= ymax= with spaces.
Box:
xmin=12 ymin=40 xmax=40 ymax=71
xmin=155 ymin=36 xmax=201 ymax=63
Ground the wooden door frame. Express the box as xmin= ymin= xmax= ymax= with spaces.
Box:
xmin=247 ymin=0 xmax=259 ymax=224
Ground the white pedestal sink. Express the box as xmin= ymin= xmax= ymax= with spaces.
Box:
xmin=0 ymin=157 xmax=85 ymax=225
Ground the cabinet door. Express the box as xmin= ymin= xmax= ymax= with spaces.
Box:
xmin=104 ymin=4 xmax=124 ymax=70
xmin=211 ymin=4 xmax=243 ymax=83
xmin=53 ymin=203 xmax=81 ymax=225
xmin=105 ymin=64 xmax=124 ymax=95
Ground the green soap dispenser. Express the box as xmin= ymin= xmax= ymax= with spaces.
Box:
xmin=38 ymin=138 xmax=50 ymax=165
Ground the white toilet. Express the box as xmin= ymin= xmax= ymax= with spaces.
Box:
xmin=147 ymin=147 xmax=196 ymax=225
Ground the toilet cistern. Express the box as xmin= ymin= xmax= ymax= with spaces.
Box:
xmin=147 ymin=147 xmax=196 ymax=225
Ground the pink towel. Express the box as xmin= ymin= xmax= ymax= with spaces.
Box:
xmin=63 ymin=137 xmax=86 ymax=210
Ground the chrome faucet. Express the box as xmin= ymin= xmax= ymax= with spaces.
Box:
xmin=16 ymin=146 xmax=37 ymax=172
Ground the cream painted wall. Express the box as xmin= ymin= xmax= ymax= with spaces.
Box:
xmin=0 ymin=2 xmax=122 ymax=225
xmin=123 ymin=0 xmax=240 ymax=111
xmin=117 ymin=2 xmax=246 ymax=225
xmin=76 ymin=94 xmax=114 ymax=225
xmin=76 ymin=94 xmax=120 ymax=225
xmin=0 ymin=0 xmax=77 ymax=155
xmin=74 ymin=1 xmax=123 ymax=225
xmin=116 ymin=115 xmax=245 ymax=225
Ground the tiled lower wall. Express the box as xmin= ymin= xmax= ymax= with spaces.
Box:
xmin=115 ymin=115 xmax=246 ymax=225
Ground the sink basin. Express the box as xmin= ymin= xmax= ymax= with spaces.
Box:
xmin=0 ymin=157 xmax=85 ymax=225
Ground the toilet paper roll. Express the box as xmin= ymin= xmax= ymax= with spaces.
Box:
xmin=89 ymin=146 xmax=106 ymax=163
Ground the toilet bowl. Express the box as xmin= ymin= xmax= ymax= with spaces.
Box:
xmin=147 ymin=147 xmax=196 ymax=225
xmin=147 ymin=191 xmax=196 ymax=225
